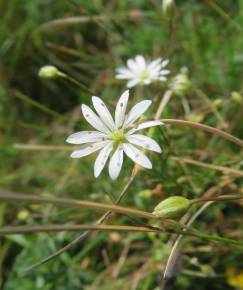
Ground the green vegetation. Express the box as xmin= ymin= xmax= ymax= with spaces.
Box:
xmin=0 ymin=1 xmax=243 ymax=289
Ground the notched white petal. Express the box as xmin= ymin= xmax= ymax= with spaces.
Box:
xmin=66 ymin=131 xmax=107 ymax=144
xmin=109 ymin=145 xmax=124 ymax=180
xmin=127 ymin=120 xmax=164 ymax=135
xmin=147 ymin=58 xmax=162 ymax=71
xmin=81 ymin=104 xmax=110 ymax=134
xmin=123 ymin=143 xmax=152 ymax=169
xmin=70 ymin=141 xmax=110 ymax=158
xmin=94 ymin=143 xmax=113 ymax=178
xmin=135 ymin=55 xmax=146 ymax=69
xmin=124 ymin=100 xmax=152 ymax=128
xmin=92 ymin=96 xmax=115 ymax=130
xmin=115 ymin=67 xmax=134 ymax=79
xmin=127 ymin=134 xmax=162 ymax=153
xmin=161 ymin=59 xmax=169 ymax=67
xmin=159 ymin=69 xmax=170 ymax=75
xmin=115 ymin=90 xmax=129 ymax=128
xmin=126 ymin=78 xmax=139 ymax=88
xmin=127 ymin=58 xmax=139 ymax=73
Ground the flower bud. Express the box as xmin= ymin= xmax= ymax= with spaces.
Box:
xmin=162 ymin=0 xmax=175 ymax=17
xmin=153 ymin=196 xmax=191 ymax=219
xmin=38 ymin=65 xmax=64 ymax=79
xmin=231 ymin=91 xmax=242 ymax=104
xmin=17 ymin=209 xmax=29 ymax=221
xmin=169 ymin=69 xmax=191 ymax=96
xmin=138 ymin=189 xmax=152 ymax=199
xmin=212 ymin=99 xmax=223 ymax=109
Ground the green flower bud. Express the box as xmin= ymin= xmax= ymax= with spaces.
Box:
xmin=212 ymin=99 xmax=223 ymax=109
xmin=138 ymin=189 xmax=152 ymax=199
xmin=162 ymin=0 xmax=175 ymax=17
xmin=17 ymin=209 xmax=29 ymax=221
xmin=231 ymin=92 xmax=242 ymax=104
xmin=38 ymin=65 xmax=64 ymax=79
xmin=153 ymin=196 xmax=191 ymax=219
xmin=186 ymin=113 xmax=204 ymax=123
xmin=169 ymin=70 xmax=191 ymax=97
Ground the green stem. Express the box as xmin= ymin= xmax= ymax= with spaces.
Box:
xmin=192 ymin=194 xmax=243 ymax=204
xmin=13 ymin=90 xmax=62 ymax=119
xmin=0 ymin=191 xmax=155 ymax=220
xmin=161 ymin=119 xmax=243 ymax=147
xmin=0 ymin=224 xmax=158 ymax=235
xmin=62 ymin=74 xmax=92 ymax=93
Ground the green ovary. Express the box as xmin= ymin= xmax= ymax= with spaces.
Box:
xmin=111 ymin=130 xmax=126 ymax=144
xmin=140 ymin=70 xmax=150 ymax=81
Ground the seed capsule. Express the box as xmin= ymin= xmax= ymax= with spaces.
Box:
xmin=153 ymin=196 xmax=191 ymax=219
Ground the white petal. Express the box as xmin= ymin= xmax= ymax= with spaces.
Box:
xmin=70 ymin=141 xmax=110 ymax=158
xmin=81 ymin=104 xmax=110 ymax=134
xmin=92 ymin=96 xmax=115 ymax=130
xmin=161 ymin=59 xmax=169 ymax=67
xmin=135 ymin=55 xmax=146 ymax=70
xmin=159 ymin=69 xmax=170 ymax=75
xmin=158 ymin=76 xmax=167 ymax=81
xmin=143 ymin=79 xmax=152 ymax=85
xmin=66 ymin=131 xmax=107 ymax=144
xmin=94 ymin=143 xmax=113 ymax=178
xmin=127 ymin=78 xmax=140 ymax=88
xmin=109 ymin=145 xmax=124 ymax=180
xmin=127 ymin=134 xmax=162 ymax=153
xmin=127 ymin=120 xmax=164 ymax=135
xmin=123 ymin=143 xmax=152 ymax=169
xmin=115 ymin=90 xmax=129 ymax=128
xmin=127 ymin=58 xmax=139 ymax=73
xmin=123 ymin=100 xmax=152 ymax=128
xmin=116 ymin=73 xmax=133 ymax=79
xmin=147 ymin=58 xmax=162 ymax=71
xmin=115 ymin=67 xmax=134 ymax=79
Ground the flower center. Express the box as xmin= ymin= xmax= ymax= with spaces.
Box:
xmin=110 ymin=130 xmax=126 ymax=144
xmin=140 ymin=70 xmax=150 ymax=81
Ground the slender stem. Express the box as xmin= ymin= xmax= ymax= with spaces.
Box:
xmin=192 ymin=194 xmax=243 ymax=204
xmin=62 ymin=74 xmax=92 ymax=93
xmin=13 ymin=90 xmax=62 ymax=119
xmin=206 ymin=0 xmax=242 ymax=31
xmin=13 ymin=144 xmax=73 ymax=151
xmin=154 ymin=90 xmax=173 ymax=119
xmin=161 ymin=119 xmax=243 ymax=147
xmin=0 ymin=224 xmax=159 ymax=235
xmin=188 ymin=229 xmax=243 ymax=246
xmin=171 ymin=156 xmax=243 ymax=177
xmin=36 ymin=11 xmax=150 ymax=30
xmin=0 ymin=191 xmax=155 ymax=220
xmin=1 ymin=223 xmax=242 ymax=247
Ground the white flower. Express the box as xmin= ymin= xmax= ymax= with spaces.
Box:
xmin=66 ymin=90 xmax=163 ymax=180
xmin=115 ymin=55 xmax=170 ymax=88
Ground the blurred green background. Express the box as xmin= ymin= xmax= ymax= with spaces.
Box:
xmin=0 ymin=0 xmax=243 ymax=289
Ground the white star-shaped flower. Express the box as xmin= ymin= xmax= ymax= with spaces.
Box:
xmin=66 ymin=90 xmax=163 ymax=180
xmin=115 ymin=55 xmax=170 ymax=88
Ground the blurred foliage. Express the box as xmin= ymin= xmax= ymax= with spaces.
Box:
xmin=0 ymin=0 xmax=243 ymax=289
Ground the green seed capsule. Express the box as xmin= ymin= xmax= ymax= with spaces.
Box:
xmin=153 ymin=196 xmax=191 ymax=219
